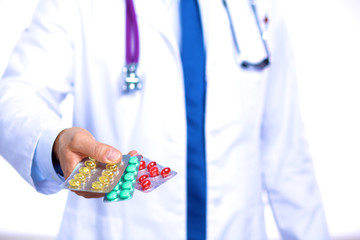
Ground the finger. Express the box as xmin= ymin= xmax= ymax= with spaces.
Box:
xmin=72 ymin=190 xmax=105 ymax=199
xmin=128 ymin=150 xmax=138 ymax=156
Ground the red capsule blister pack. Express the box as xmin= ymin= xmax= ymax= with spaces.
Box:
xmin=135 ymin=155 xmax=177 ymax=193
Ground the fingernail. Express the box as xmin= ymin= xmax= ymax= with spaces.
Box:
xmin=106 ymin=149 xmax=121 ymax=161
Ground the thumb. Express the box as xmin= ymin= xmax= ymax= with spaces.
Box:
xmin=83 ymin=139 xmax=122 ymax=164
xmin=71 ymin=129 xmax=122 ymax=164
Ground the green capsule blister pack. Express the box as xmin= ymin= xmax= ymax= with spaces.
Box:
xmin=104 ymin=155 xmax=141 ymax=202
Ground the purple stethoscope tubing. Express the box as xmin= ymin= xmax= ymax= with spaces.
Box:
xmin=126 ymin=0 xmax=139 ymax=65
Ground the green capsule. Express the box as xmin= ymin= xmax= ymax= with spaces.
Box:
xmin=106 ymin=191 xmax=119 ymax=201
xmin=121 ymin=181 xmax=133 ymax=190
xmin=113 ymin=182 xmax=121 ymax=191
xmin=126 ymin=164 xmax=137 ymax=173
xmin=119 ymin=189 xmax=131 ymax=200
xmin=123 ymin=172 xmax=135 ymax=182
xmin=128 ymin=156 xmax=139 ymax=165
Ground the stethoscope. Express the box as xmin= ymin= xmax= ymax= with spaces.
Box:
xmin=122 ymin=0 xmax=141 ymax=93
xmin=122 ymin=0 xmax=270 ymax=93
xmin=222 ymin=0 xmax=271 ymax=71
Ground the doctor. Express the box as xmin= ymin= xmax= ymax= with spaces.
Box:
xmin=0 ymin=0 xmax=329 ymax=239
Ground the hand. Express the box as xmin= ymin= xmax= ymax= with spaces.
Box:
xmin=53 ymin=127 xmax=122 ymax=198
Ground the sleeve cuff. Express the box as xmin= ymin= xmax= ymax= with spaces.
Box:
xmin=32 ymin=125 xmax=66 ymax=185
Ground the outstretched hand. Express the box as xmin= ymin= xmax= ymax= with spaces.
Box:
xmin=53 ymin=127 xmax=122 ymax=198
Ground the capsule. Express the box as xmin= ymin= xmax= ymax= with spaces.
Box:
xmin=123 ymin=172 xmax=135 ymax=182
xmin=106 ymin=163 xmax=118 ymax=172
xmin=149 ymin=166 xmax=160 ymax=177
xmin=139 ymin=160 xmax=146 ymax=170
xmin=92 ymin=181 xmax=104 ymax=190
xmin=119 ymin=189 xmax=131 ymax=199
xmin=147 ymin=161 xmax=157 ymax=171
xmin=128 ymin=156 xmax=139 ymax=165
xmin=141 ymin=179 xmax=151 ymax=191
xmin=126 ymin=164 xmax=137 ymax=173
xmin=102 ymin=170 xmax=114 ymax=180
xmin=121 ymin=181 xmax=133 ymax=190
xmin=99 ymin=176 xmax=110 ymax=186
xmin=69 ymin=179 xmax=81 ymax=188
xmin=161 ymin=167 xmax=171 ymax=178
xmin=79 ymin=167 xmax=91 ymax=176
xmin=138 ymin=174 xmax=149 ymax=183
xmin=106 ymin=191 xmax=119 ymax=201
xmin=74 ymin=173 xmax=86 ymax=183
xmin=85 ymin=160 xmax=96 ymax=169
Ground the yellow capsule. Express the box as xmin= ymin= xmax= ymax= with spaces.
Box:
xmin=85 ymin=160 xmax=96 ymax=169
xmin=102 ymin=170 xmax=114 ymax=180
xmin=79 ymin=167 xmax=91 ymax=176
xmin=99 ymin=176 xmax=110 ymax=186
xmin=88 ymin=157 xmax=96 ymax=161
xmin=74 ymin=173 xmax=86 ymax=183
xmin=106 ymin=163 xmax=118 ymax=172
xmin=92 ymin=181 xmax=104 ymax=190
xmin=69 ymin=178 xmax=81 ymax=188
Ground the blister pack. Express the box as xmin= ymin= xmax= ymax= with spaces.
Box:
xmin=135 ymin=156 xmax=177 ymax=192
xmin=61 ymin=156 xmax=128 ymax=193
xmin=104 ymin=155 xmax=141 ymax=201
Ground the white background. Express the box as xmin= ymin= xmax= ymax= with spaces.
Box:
xmin=0 ymin=0 xmax=359 ymax=239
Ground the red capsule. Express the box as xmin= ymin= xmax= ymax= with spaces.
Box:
xmin=141 ymin=179 xmax=151 ymax=191
xmin=149 ymin=166 xmax=160 ymax=177
xmin=147 ymin=161 xmax=157 ymax=171
xmin=161 ymin=167 xmax=171 ymax=178
xmin=138 ymin=174 xmax=149 ymax=183
xmin=139 ymin=160 xmax=146 ymax=170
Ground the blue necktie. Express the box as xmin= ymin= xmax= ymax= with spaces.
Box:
xmin=180 ymin=0 xmax=207 ymax=239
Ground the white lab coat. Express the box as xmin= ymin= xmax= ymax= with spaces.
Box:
xmin=0 ymin=0 xmax=329 ymax=239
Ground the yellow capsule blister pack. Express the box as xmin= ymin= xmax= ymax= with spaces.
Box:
xmin=61 ymin=155 xmax=130 ymax=193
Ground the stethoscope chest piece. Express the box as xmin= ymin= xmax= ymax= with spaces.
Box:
xmin=123 ymin=63 xmax=142 ymax=93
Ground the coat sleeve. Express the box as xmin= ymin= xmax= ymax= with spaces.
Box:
xmin=260 ymin=2 xmax=330 ymax=239
xmin=0 ymin=0 xmax=77 ymax=194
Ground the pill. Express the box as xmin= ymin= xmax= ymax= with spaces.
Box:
xmin=141 ymin=179 xmax=151 ymax=191
xmin=147 ymin=161 xmax=157 ymax=171
xmin=121 ymin=181 xmax=133 ymax=190
xmin=92 ymin=181 xmax=104 ymax=190
xmin=106 ymin=163 xmax=118 ymax=172
xmin=102 ymin=170 xmax=114 ymax=180
xmin=74 ymin=173 xmax=86 ymax=183
xmin=99 ymin=176 xmax=110 ymax=186
xmin=149 ymin=166 xmax=160 ymax=177
xmin=128 ymin=156 xmax=139 ymax=165
xmin=139 ymin=160 xmax=146 ymax=170
xmin=120 ymin=189 xmax=131 ymax=199
xmin=113 ymin=182 xmax=121 ymax=191
xmin=126 ymin=164 xmax=137 ymax=173
xmin=88 ymin=157 xmax=96 ymax=161
xmin=123 ymin=172 xmax=135 ymax=182
xmin=161 ymin=167 xmax=171 ymax=178
xmin=106 ymin=191 xmax=119 ymax=201
xmin=79 ymin=167 xmax=91 ymax=176
xmin=138 ymin=174 xmax=149 ymax=183
xmin=85 ymin=160 xmax=96 ymax=169
xmin=69 ymin=178 xmax=81 ymax=188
